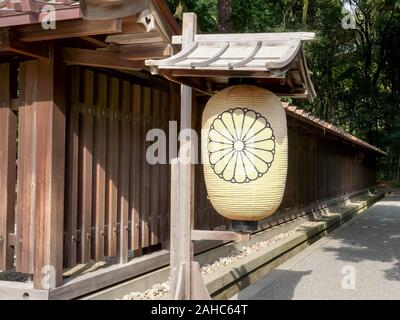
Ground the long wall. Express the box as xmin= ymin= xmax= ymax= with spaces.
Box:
xmin=0 ymin=64 xmax=378 ymax=288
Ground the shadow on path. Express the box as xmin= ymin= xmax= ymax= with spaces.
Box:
xmin=321 ymin=194 xmax=400 ymax=282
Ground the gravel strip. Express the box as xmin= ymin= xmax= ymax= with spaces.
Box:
xmin=120 ymin=228 xmax=300 ymax=300
xmin=0 ymin=268 xmax=31 ymax=282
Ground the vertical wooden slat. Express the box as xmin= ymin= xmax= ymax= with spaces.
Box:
xmin=65 ymin=67 xmax=80 ymax=267
xmin=166 ymin=89 xmax=179 ymax=238
xmin=130 ymin=84 xmax=141 ymax=252
xmin=159 ymin=91 xmax=169 ymax=243
xmin=119 ymin=81 xmax=130 ymax=263
xmin=80 ymin=70 xmax=94 ymax=263
xmin=150 ymin=89 xmax=160 ymax=245
xmin=141 ymin=87 xmax=151 ymax=249
xmin=0 ymin=64 xmax=16 ymax=271
xmin=15 ymin=64 xmax=25 ymax=272
xmin=33 ymin=47 xmax=66 ymax=289
xmin=93 ymin=73 xmax=107 ymax=261
xmin=169 ymin=158 xmax=180 ymax=297
xmin=106 ymin=77 xmax=119 ymax=257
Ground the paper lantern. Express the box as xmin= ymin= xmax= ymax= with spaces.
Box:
xmin=201 ymin=85 xmax=288 ymax=221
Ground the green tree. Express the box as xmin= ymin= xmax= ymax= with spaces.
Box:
xmin=167 ymin=0 xmax=400 ymax=181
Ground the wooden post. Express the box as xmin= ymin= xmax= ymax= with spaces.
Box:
xmin=170 ymin=12 xmax=196 ymax=300
xmin=0 ymin=64 xmax=17 ymax=272
xmin=31 ymin=46 xmax=66 ymax=289
xmin=170 ymin=12 xmax=211 ymax=300
xmin=170 ymin=158 xmax=181 ymax=298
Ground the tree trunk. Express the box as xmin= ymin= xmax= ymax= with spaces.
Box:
xmin=218 ymin=0 xmax=232 ymax=32
xmin=302 ymin=0 xmax=309 ymax=25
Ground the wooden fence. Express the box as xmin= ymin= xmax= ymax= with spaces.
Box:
xmin=0 ymin=63 xmax=378 ymax=289
xmin=63 ymin=67 xmax=178 ymax=267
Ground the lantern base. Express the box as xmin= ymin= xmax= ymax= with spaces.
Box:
xmin=231 ymin=221 xmax=258 ymax=232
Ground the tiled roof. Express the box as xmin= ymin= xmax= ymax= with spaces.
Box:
xmin=283 ymin=102 xmax=386 ymax=156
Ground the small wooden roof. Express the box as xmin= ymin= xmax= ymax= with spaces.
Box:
xmin=146 ymin=31 xmax=316 ymax=100
xmin=0 ymin=0 xmax=179 ymax=66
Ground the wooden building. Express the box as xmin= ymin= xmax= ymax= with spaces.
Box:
xmin=0 ymin=1 xmax=385 ymax=299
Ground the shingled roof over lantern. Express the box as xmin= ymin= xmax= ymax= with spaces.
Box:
xmin=146 ymin=31 xmax=317 ymax=101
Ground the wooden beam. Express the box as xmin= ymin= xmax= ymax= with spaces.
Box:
xmin=0 ymin=29 xmax=48 ymax=59
xmin=172 ymin=32 xmax=316 ymax=44
xmin=63 ymin=48 xmax=144 ymax=71
xmin=15 ymin=19 xmax=122 ymax=42
xmin=80 ymin=36 xmax=108 ymax=48
xmin=120 ymin=42 xmax=172 ymax=60
xmin=50 ymin=249 xmax=170 ymax=300
xmin=106 ymin=31 xmax=164 ymax=45
xmin=167 ymin=69 xmax=280 ymax=78
xmin=121 ymin=16 xmax=146 ymax=33
xmin=0 ymin=7 xmax=81 ymax=28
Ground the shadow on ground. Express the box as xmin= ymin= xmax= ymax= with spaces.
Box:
xmin=236 ymin=192 xmax=400 ymax=300
xmin=250 ymin=270 xmax=312 ymax=300
xmin=321 ymin=193 xmax=400 ymax=282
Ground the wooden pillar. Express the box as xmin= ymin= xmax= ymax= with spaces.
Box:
xmin=170 ymin=13 xmax=210 ymax=300
xmin=170 ymin=12 xmax=197 ymax=300
xmin=24 ymin=47 xmax=65 ymax=289
xmin=0 ymin=64 xmax=17 ymax=272
xmin=34 ymin=48 xmax=65 ymax=289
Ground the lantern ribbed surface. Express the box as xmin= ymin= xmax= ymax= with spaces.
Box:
xmin=201 ymin=85 xmax=288 ymax=221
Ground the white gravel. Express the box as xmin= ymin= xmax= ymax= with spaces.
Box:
xmin=120 ymin=228 xmax=299 ymax=300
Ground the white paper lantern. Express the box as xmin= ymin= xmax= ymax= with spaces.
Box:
xmin=201 ymin=85 xmax=288 ymax=221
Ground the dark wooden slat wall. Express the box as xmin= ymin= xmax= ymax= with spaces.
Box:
xmin=62 ymin=68 xmax=182 ymax=266
xmin=0 ymin=64 xmax=379 ymax=289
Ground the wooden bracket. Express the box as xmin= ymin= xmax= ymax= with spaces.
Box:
xmin=63 ymin=48 xmax=144 ymax=71
xmin=0 ymin=29 xmax=49 ymax=60
xmin=137 ymin=9 xmax=156 ymax=32
xmin=191 ymin=230 xmax=251 ymax=242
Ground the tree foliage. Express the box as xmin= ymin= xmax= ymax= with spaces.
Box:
xmin=167 ymin=0 xmax=400 ymax=181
